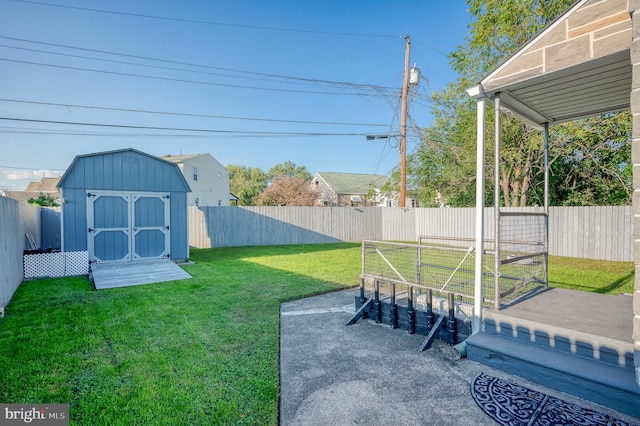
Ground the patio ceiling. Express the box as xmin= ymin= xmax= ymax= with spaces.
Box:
xmin=472 ymin=0 xmax=632 ymax=127
xmin=480 ymin=50 xmax=631 ymax=127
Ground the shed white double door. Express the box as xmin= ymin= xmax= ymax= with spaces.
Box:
xmin=87 ymin=190 xmax=171 ymax=262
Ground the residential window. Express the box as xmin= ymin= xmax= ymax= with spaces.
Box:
xmin=193 ymin=167 xmax=198 ymax=181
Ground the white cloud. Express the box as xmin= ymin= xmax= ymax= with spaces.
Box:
xmin=0 ymin=168 xmax=63 ymax=191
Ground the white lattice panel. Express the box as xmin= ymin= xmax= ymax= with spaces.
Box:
xmin=24 ymin=253 xmax=63 ymax=278
xmin=23 ymin=251 xmax=89 ymax=278
xmin=65 ymin=251 xmax=89 ymax=276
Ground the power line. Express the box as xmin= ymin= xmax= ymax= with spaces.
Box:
xmin=411 ymin=38 xmax=449 ymax=57
xmin=0 ymin=164 xmax=63 ymax=171
xmin=0 ymin=57 xmax=396 ymax=97
xmin=0 ymin=116 xmax=378 ymax=137
xmin=0 ymin=35 xmax=432 ymax=104
xmin=0 ymin=36 xmax=397 ymax=91
xmin=0 ymin=98 xmax=389 ymax=127
xmin=10 ymin=1 xmax=454 ymax=59
xmin=0 ymin=125 xmax=373 ymax=139
xmin=0 ymin=43 xmax=262 ymax=84
xmin=2 ymin=43 xmax=379 ymax=91
xmin=0 ymin=129 xmax=342 ymax=139
xmin=11 ymin=0 xmax=400 ymax=39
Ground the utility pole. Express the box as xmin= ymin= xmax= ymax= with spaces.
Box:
xmin=400 ymin=35 xmax=411 ymax=208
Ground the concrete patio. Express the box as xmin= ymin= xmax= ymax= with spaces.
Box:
xmin=279 ymin=288 xmax=639 ymax=425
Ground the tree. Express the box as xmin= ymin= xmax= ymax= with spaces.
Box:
xmin=404 ymin=0 xmax=630 ymax=207
xmin=27 ymin=193 xmax=58 ymax=207
xmin=451 ymin=0 xmax=575 ymax=84
xmin=450 ymin=0 xmax=575 ymax=207
xmin=412 ymin=84 xmax=479 ymax=207
xmin=255 ymin=176 xmax=319 ymax=206
xmin=227 ymin=164 xmax=267 ymax=206
xmin=545 ymin=113 xmax=632 ymax=206
xmin=266 ymin=161 xmax=312 ymax=182
xmin=227 ymin=161 xmax=315 ymax=206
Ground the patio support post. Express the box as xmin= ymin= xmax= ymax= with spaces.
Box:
xmin=494 ymin=93 xmax=501 ymax=311
xmin=544 ymin=123 xmax=549 ymax=212
xmin=630 ymin=0 xmax=640 ymax=387
xmin=467 ymin=85 xmax=487 ymax=334
xmin=544 ymin=123 xmax=550 ymax=286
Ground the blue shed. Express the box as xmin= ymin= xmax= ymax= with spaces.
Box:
xmin=57 ymin=148 xmax=191 ymax=263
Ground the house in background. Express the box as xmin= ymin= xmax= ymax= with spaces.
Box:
xmin=311 ymin=172 xmax=391 ymax=207
xmin=57 ymin=148 xmax=191 ymax=263
xmin=161 ymin=153 xmax=230 ymax=207
xmin=1 ymin=176 xmax=61 ymax=203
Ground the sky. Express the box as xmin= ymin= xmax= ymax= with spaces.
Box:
xmin=0 ymin=0 xmax=472 ymax=191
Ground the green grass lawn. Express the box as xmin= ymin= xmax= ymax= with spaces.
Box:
xmin=548 ymin=255 xmax=634 ymax=294
xmin=0 ymin=243 xmax=633 ymax=425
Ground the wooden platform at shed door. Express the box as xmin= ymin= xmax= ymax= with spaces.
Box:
xmin=90 ymin=258 xmax=192 ymax=290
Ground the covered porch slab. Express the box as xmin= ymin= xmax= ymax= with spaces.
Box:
xmin=90 ymin=258 xmax=192 ymax=290
xmin=497 ymin=287 xmax=633 ymax=344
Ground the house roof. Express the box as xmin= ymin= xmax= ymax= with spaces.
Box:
xmin=2 ymin=176 xmax=61 ymax=203
xmin=161 ymin=154 xmax=205 ymax=163
xmin=315 ymin=172 xmax=388 ymax=195
xmin=26 ymin=176 xmax=61 ymax=192
xmin=161 ymin=153 xmax=228 ymax=172
xmin=470 ymin=0 xmax=631 ymax=126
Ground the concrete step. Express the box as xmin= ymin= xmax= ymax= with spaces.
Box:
xmin=465 ymin=331 xmax=640 ymax=418
xmin=482 ymin=309 xmax=634 ymax=369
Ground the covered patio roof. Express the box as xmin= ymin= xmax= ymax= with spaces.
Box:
xmin=470 ymin=0 xmax=632 ymax=126
xmin=466 ymin=0 xmax=634 ymax=332
xmin=465 ymin=0 xmax=640 ymax=395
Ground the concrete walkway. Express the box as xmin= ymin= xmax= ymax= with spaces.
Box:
xmin=279 ymin=288 xmax=639 ymax=425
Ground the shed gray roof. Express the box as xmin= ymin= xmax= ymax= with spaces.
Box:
xmin=57 ymin=148 xmax=191 ymax=192
xmin=315 ymin=172 xmax=388 ymax=195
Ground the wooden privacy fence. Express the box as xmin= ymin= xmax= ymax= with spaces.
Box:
xmin=188 ymin=206 xmax=634 ymax=262
xmin=0 ymin=197 xmax=40 ymax=313
xmin=0 ymin=202 xmax=634 ymax=314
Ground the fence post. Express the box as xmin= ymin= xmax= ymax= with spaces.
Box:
xmin=374 ymin=280 xmax=382 ymax=324
xmin=407 ymin=286 xmax=415 ymax=334
xmin=390 ymin=282 xmax=397 ymax=329
xmin=447 ymin=292 xmax=457 ymax=345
